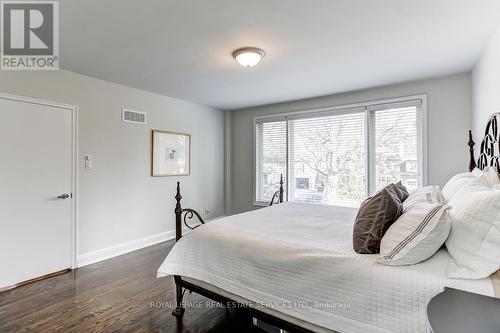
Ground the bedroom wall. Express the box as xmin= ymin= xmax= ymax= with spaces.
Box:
xmin=472 ymin=25 xmax=500 ymax=137
xmin=0 ymin=70 xmax=224 ymax=265
xmin=228 ymin=73 xmax=472 ymax=214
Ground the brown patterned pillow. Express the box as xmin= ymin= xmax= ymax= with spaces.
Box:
xmin=388 ymin=181 xmax=409 ymax=202
xmin=353 ymin=188 xmax=403 ymax=254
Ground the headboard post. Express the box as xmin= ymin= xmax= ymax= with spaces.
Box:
xmin=175 ymin=182 xmax=183 ymax=241
xmin=279 ymin=173 xmax=284 ymax=203
xmin=468 ymin=130 xmax=477 ymax=172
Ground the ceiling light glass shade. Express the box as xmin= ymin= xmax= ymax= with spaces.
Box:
xmin=232 ymin=47 xmax=265 ymax=67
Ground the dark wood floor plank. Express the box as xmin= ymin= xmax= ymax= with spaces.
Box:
xmin=0 ymin=240 xmax=264 ymax=333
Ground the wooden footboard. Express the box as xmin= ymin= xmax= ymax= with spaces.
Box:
xmin=171 ymin=176 xmax=285 ymax=319
xmin=174 ymin=173 xmax=284 ymax=242
xmin=172 ymin=182 xmax=207 ymax=315
xmin=174 ymin=182 xmax=205 ymax=242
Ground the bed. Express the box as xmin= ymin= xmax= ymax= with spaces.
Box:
xmin=157 ymin=114 xmax=500 ymax=333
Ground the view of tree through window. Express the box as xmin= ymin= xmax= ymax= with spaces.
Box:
xmin=288 ymin=112 xmax=365 ymax=207
xmin=255 ymin=99 xmax=422 ymax=206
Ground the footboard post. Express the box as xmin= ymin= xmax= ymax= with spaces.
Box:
xmin=172 ymin=276 xmax=185 ymax=316
xmin=172 ymin=182 xmax=185 ymax=316
xmin=269 ymin=173 xmax=285 ymax=206
xmin=279 ymin=173 xmax=284 ymax=203
xmin=175 ymin=182 xmax=182 ymax=241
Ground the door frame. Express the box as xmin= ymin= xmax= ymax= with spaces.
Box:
xmin=0 ymin=92 xmax=78 ymax=269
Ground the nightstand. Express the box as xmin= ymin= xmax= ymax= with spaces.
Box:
xmin=427 ymin=287 xmax=500 ymax=333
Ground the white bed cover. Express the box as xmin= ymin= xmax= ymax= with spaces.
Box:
xmin=157 ymin=202 xmax=494 ymax=333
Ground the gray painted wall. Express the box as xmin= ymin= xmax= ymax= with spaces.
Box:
xmin=228 ymin=73 xmax=472 ymax=214
xmin=0 ymin=70 xmax=224 ymax=257
xmin=473 ymin=25 xmax=500 ymax=137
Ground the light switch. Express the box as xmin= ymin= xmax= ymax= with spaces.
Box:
xmin=84 ymin=155 xmax=93 ymax=170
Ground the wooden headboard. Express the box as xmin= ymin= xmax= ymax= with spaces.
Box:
xmin=469 ymin=113 xmax=500 ymax=173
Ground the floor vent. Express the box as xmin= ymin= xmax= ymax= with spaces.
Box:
xmin=122 ymin=109 xmax=146 ymax=124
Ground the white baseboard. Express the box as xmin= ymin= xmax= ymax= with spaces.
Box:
xmin=77 ymin=230 xmax=175 ymax=268
xmin=76 ymin=215 xmax=225 ymax=268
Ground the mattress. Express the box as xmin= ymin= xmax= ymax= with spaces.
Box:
xmin=157 ymin=202 xmax=494 ymax=333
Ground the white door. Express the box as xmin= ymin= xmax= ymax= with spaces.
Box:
xmin=0 ymin=94 xmax=74 ymax=289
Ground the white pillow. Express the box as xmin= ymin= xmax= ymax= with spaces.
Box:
xmin=445 ymin=169 xmax=500 ymax=279
xmin=441 ymin=169 xmax=481 ymax=202
xmin=471 ymin=167 xmax=484 ymax=177
xmin=482 ymin=166 xmax=500 ymax=186
xmin=379 ymin=194 xmax=450 ymax=266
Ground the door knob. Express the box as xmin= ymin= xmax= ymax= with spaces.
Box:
xmin=57 ymin=193 xmax=70 ymax=199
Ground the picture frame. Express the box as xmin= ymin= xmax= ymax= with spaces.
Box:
xmin=151 ymin=130 xmax=191 ymax=177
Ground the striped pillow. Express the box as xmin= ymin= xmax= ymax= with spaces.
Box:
xmin=378 ymin=201 xmax=450 ymax=266
xmin=403 ymin=185 xmax=444 ymax=213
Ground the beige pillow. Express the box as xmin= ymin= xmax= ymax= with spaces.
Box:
xmin=378 ymin=201 xmax=449 ymax=266
xmin=491 ymin=270 xmax=500 ymax=298
xmin=403 ymin=185 xmax=444 ymax=213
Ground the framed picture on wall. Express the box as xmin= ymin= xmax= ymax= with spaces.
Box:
xmin=151 ymin=130 xmax=191 ymax=176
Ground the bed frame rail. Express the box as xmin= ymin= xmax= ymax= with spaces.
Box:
xmin=174 ymin=277 xmax=313 ymax=332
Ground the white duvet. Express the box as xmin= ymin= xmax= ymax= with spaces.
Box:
xmin=157 ymin=202 xmax=494 ymax=333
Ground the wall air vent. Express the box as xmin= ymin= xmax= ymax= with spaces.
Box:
xmin=122 ymin=109 xmax=147 ymax=124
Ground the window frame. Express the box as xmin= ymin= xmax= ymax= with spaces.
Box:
xmin=253 ymin=94 xmax=428 ymax=206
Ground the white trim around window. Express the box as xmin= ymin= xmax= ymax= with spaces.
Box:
xmin=253 ymin=94 xmax=428 ymax=206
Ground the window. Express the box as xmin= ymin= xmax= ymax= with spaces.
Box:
xmin=370 ymin=105 xmax=419 ymax=193
xmin=255 ymin=120 xmax=286 ymax=203
xmin=254 ymin=96 xmax=426 ymax=207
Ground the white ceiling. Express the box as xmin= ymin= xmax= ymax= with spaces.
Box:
xmin=60 ymin=0 xmax=500 ymax=110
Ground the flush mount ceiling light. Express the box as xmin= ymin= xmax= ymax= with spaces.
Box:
xmin=232 ymin=47 xmax=265 ymax=68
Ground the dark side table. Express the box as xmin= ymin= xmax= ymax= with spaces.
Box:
xmin=427 ymin=287 xmax=500 ymax=333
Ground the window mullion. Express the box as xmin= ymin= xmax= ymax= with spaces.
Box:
xmin=367 ymin=110 xmax=377 ymax=196
xmin=364 ymin=110 xmax=370 ymax=197
xmin=256 ymin=123 xmax=263 ymax=202
xmin=285 ymin=116 xmax=290 ymax=201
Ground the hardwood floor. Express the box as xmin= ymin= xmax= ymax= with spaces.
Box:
xmin=0 ymin=240 xmax=265 ymax=333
